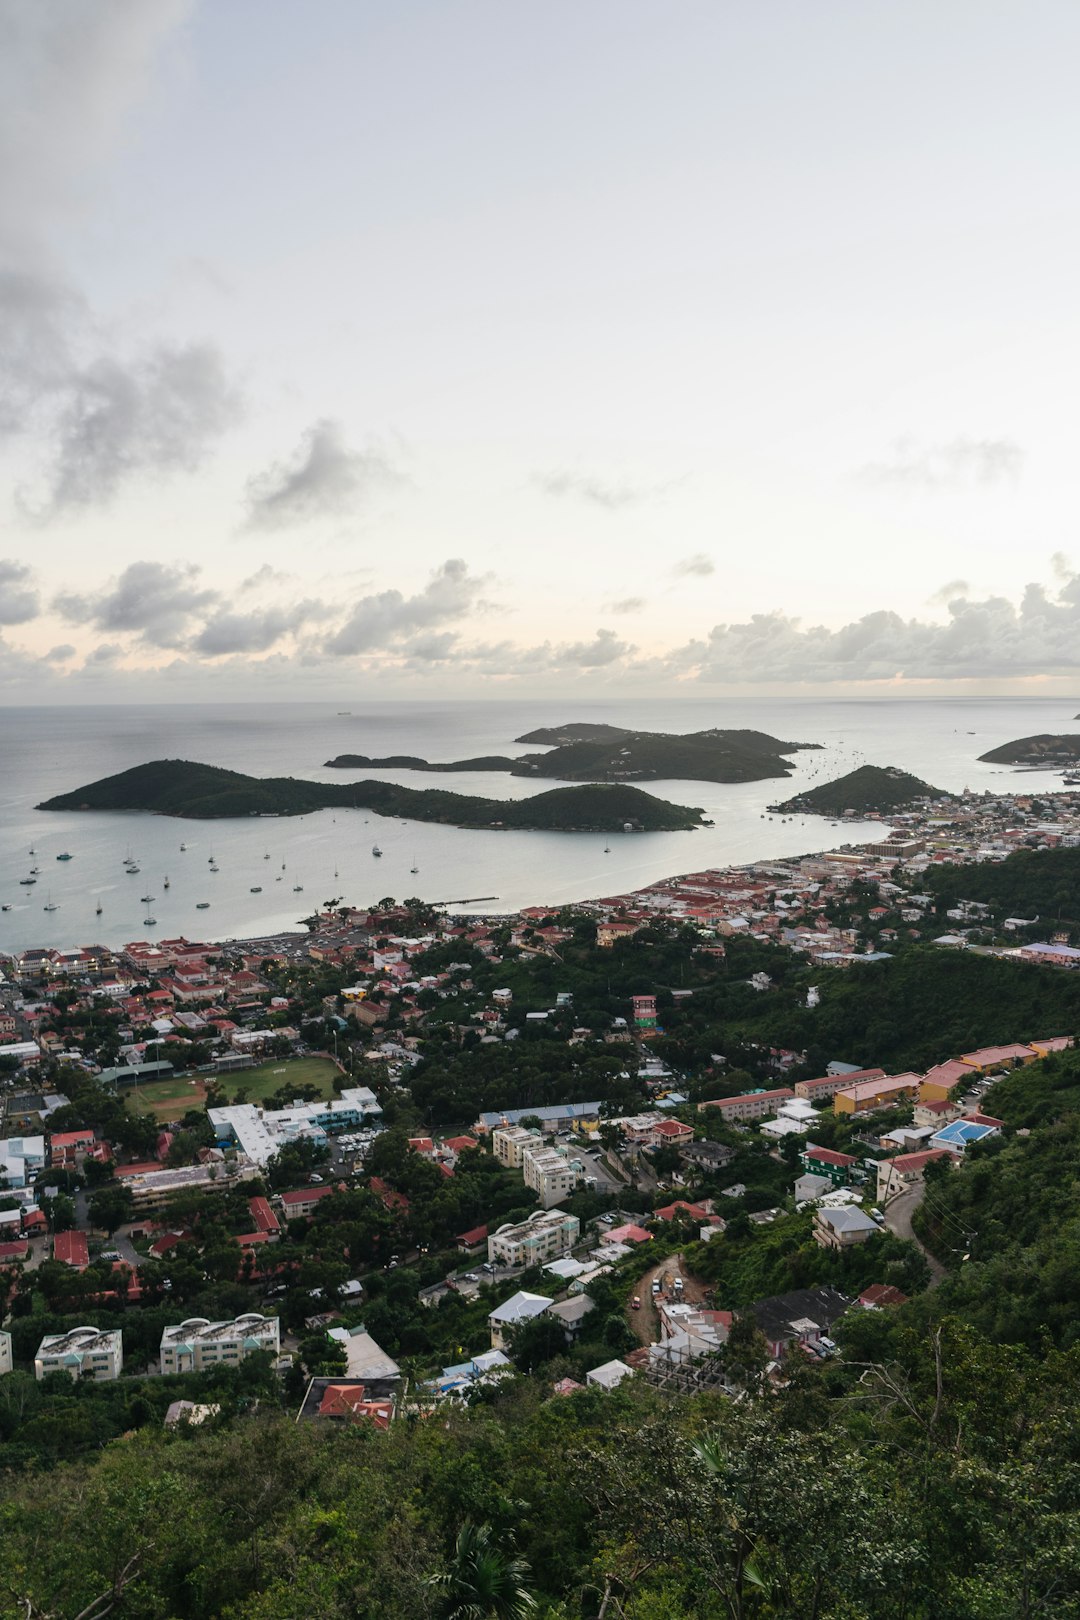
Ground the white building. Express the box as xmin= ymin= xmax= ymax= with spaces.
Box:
xmin=491 ymin=1124 xmax=539 ymax=1170
xmin=327 ymin=1326 xmax=401 ymax=1381
xmin=488 ymin=1290 xmax=551 ymax=1350
xmin=586 ymin=1359 xmax=635 ymax=1390
xmin=522 ymin=1142 xmax=581 ymax=1208
xmin=208 ymin=1087 xmax=382 ymax=1167
xmin=159 ymin=1313 xmax=280 ymax=1374
xmin=35 ymin=1326 xmax=123 ymax=1382
xmin=0 ymin=1329 xmax=12 ymax=1377
xmin=487 ymin=1208 xmax=580 ymax=1268
xmin=0 ymin=1135 xmax=46 ymax=1188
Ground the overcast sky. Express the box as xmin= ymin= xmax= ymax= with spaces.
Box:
xmin=3 ymin=0 xmax=1080 ymax=701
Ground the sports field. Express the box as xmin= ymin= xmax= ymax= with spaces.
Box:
xmin=124 ymin=1056 xmax=340 ymax=1121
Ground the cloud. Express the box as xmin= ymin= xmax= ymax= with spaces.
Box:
xmin=661 ymin=572 xmax=1080 ymax=683
xmin=559 ymin=628 xmax=635 ymax=667
xmin=325 ymin=558 xmax=487 ymax=656
xmin=858 ymin=437 xmax=1024 ymax=491
xmin=606 ymin=596 xmax=646 ymax=615
xmin=672 ymin=553 xmax=715 ymax=578
xmin=0 ymin=558 xmax=41 ymax=623
xmin=0 ymin=0 xmax=193 ymax=260
xmin=927 ymin=579 xmax=970 ymax=606
xmin=56 ymin=560 xmax=219 ymax=648
xmin=192 ymin=600 xmax=326 ymax=657
xmin=44 ymin=643 xmax=75 ymax=661
xmin=534 ymin=470 xmax=667 ymax=510
xmin=243 ymin=419 xmax=398 ymax=530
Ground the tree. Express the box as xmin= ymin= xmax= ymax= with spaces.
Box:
xmin=427 ymin=1522 xmax=538 ymax=1619
xmin=88 ymin=1185 xmax=134 ymax=1235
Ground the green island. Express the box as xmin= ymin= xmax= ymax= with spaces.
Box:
xmin=327 ymin=722 xmax=821 ymax=784
xmin=36 ymin=758 xmax=704 ymax=831
xmin=978 ymin=733 xmax=1080 ymax=766
xmin=773 ymin=763 xmax=943 ymax=817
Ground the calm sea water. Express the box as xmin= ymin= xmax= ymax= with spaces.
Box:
xmin=1 ymin=695 xmax=1077 ymax=953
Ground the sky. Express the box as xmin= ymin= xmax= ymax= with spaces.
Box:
xmin=3 ymin=0 xmax=1080 ymax=702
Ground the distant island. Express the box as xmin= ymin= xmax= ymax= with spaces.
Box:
xmin=978 ymin=734 xmax=1080 ymax=767
xmin=37 ymin=760 xmax=705 ymax=833
xmin=326 ymin=723 xmax=821 ymax=785
xmin=773 ymin=764 xmax=943 ymax=818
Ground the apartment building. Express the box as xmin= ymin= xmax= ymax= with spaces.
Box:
xmin=492 ymin=1125 xmax=540 ymax=1170
xmin=160 ymin=1313 xmax=280 ymax=1375
xmin=876 ymin=1149 xmax=958 ymax=1204
xmin=35 ymin=1326 xmax=123 ymax=1382
xmin=522 ymin=1143 xmax=580 ymax=1209
xmin=697 ymin=1088 xmax=795 ymax=1123
xmin=833 ymin=1075 xmax=921 ymax=1115
xmin=0 ymin=1328 xmax=11 ymax=1377
xmin=487 ymin=1209 xmax=580 ymax=1268
xmin=813 ymin=1207 xmax=879 ymax=1250
xmin=794 ymin=1069 xmax=885 ymax=1103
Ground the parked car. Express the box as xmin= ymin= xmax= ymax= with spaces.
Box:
xmin=651 ymin=1280 xmax=661 ymax=1295
xmin=869 ymin=1207 xmax=885 ymax=1224
xmin=631 ymin=1295 xmax=641 ymax=1309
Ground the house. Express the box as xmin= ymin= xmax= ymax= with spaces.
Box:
xmin=456 ymin=1224 xmax=489 ymax=1254
xmin=299 ymin=1372 xmax=399 ymax=1424
xmin=929 ymin=1118 xmax=1001 ymax=1154
xmin=919 ymin=1060 xmax=979 ymax=1102
xmin=959 ymin=1044 xmax=1036 ymax=1074
xmin=279 ymin=1185 xmax=339 ymax=1221
xmin=53 ymin=1229 xmax=90 ymax=1270
xmin=586 ymin=1359 xmax=635 ymax=1390
xmin=48 ymin=1129 xmax=96 ymax=1169
xmin=0 ymin=1329 xmax=11 ymax=1377
xmin=487 ymin=1209 xmax=580 ymax=1268
xmin=488 ymin=1291 xmax=552 ymax=1350
xmin=794 ymin=1172 xmax=834 ymax=1204
xmin=327 ymin=1326 xmax=401 ymax=1381
xmin=601 ymin=1222 xmax=652 ymax=1244
xmin=697 ymin=1088 xmax=795 ymax=1123
xmin=679 ymin=1140 xmax=736 ymax=1172
xmin=799 ymin=1145 xmax=857 ymax=1186
xmin=832 ymin=1075 xmax=921 ymax=1115
xmin=164 ymin=1401 xmax=221 ymax=1428
xmin=794 ymin=1069 xmax=885 ymax=1103
xmin=35 ymin=1326 xmax=123 ymax=1382
xmin=877 ymin=1148 xmax=958 ymax=1204
xmin=648 ymin=1118 xmax=694 ymax=1146
xmin=159 ymin=1313 xmax=280 ymax=1374
xmin=813 ymin=1207 xmax=879 ymax=1250
xmin=859 ymin=1284 xmax=909 ymax=1309
xmin=914 ymin=1098 xmax=963 ymax=1128
xmin=247 ymin=1195 xmax=280 ymax=1236
xmin=546 ymin=1294 xmax=596 ymax=1342
xmin=653 ymin=1200 xmax=711 ymax=1224
xmin=751 ymin=1287 xmax=852 ymax=1359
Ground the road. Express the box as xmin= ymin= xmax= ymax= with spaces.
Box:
xmin=627 ymin=1251 xmax=709 ymax=1345
xmin=883 ymin=1183 xmax=946 ymax=1286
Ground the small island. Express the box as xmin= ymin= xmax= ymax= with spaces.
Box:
xmin=978 ymin=734 xmax=1080 ymax=768
xmin=327 ymin=723 xmax=821 ymax=785
xmin=773 ymin=764 xmax=943 ymax=818
xmin=37 ymin=760 xmax=705 ymax=833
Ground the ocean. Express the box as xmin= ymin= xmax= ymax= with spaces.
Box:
xmin=1 ymin=695 xmax=1077 ymax=954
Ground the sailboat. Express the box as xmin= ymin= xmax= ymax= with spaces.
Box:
xmin=604 ymin=843 xmax=611 ymax=854
xmin=95 ymin=900 xmax=103 ymax=916
xmin=372 ymin=845 xmax=382 ymax=858
xmin=144 ymin=914 xmax=157 ymax=926
xmin=163 ymin=875 xmax=170 ymax=889
xmin=180 ymin=843 xmax=187 ymax=852
xmin=43 ymin=893 xmax=58 ymax=912
xmin=410 ymin=858 xmax=419 ymax=873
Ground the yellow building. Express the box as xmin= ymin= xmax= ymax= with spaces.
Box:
xmin=833 ymin=1075 xmax=920 ymax=1115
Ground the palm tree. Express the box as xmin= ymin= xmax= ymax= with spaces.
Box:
xmin=427 ymin=1522 xmax=538 ymax=1619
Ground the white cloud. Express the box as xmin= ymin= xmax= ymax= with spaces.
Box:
xmin=858 ymin=437 xmax=1024 ymax=491
xmin=0 ymin=558 xmax=41 ymax=623
xmin=672 ymin=553 xmax=715 ymax=578
xmin=325 ymin=558 xmax=486 ymax=656
xmin=56 ymin=560 xmax=219 ymax=648
xmin=243 ymin=419 xmax=398 ymax=530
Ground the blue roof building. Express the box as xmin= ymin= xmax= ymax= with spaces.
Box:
xmin=930 ymin=1119 xmax=1000 ymax=1153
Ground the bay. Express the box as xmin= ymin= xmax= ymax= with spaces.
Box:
xmin=0 ymin=694 xmax=1077 ymax=954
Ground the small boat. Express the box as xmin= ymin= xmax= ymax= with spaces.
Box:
xmin=2 ymin=903 xmax=11 ymax=911
xmin=372 ymin=845 xmax=382 ymax=857
xmin=250 ymin=885 xmax=262 ymax=893
xmin=56 ymin=852 xmax=72 ymax=861
xmin=604 ymin=844 xmax=611 ymax=854
xmin=19 ymin=878 xmax=35 ymax=886
xmin=163 ymin=876 xmax=170 ymax=889
xmin=43 ymin=895 xmax=57 ymax=911
xmin=28 ymin=847 xmax=35 ymax=856
xmin=95 ymin=902 xmax=102 ymax=916
xmin=196 ymin=901 xmax=210 ymax=909
xmin=263 ymin=852 xmax=270 ymax=860
xmin=140 ymin=894 xmax=155 ymax=903
xmin=208 ymin=854 xmax=215 ymax=864
xmin=293 ymin=884 xmax=304 ymax=891
xmin=144 ymin=916 xmax=157 ymax=926
xmin=180 ymin=843 xmax=187 ymax=852
xmin=126 ymin=865 xmax=140 ymax=874
xmin=410 ymin=863 xmax=419 ymax=874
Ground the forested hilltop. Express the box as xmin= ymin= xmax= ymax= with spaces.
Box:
xmin=775 ymin=763 xmax=942 ymax=817
xmin=38 ymin=759 xmax=704 ymax=831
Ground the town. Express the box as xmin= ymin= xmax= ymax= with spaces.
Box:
xmin=2 ymin=781 xmax=1079 ymax=1448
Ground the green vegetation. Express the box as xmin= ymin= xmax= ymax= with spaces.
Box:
xmin=218 ymin=1055 xmax=340 ymax=1103
xmin=38 ymin=759 xmax=704 ymax=831
xmin=330 ymin=723 xmax=822 ymax=784
xmin=978 ymin=732 xmax=1080 ymax=764
xmin=775 ymin=763 xmax=942 ymax=817
xmin=125 ymin=1075 xmax=212 ymax=1122
xmin=925 ymin=843 xmax=1080 ymax=929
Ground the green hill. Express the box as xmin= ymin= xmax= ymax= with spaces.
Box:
xmin=37 ymin=759 xmax=704 ymax=832
xmin=775 ymin=764 xmax=942 ymax=817
xmin=510 ymin=723 xmax=821 ymax=783
xmin=978 ymin=733 xmax=1080 ymax=766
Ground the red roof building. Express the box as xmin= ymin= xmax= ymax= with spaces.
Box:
xmin=248 ymin=1196 xmax=281 ymax=1235
xmin=368 ymin=1176 xmax=410 ymax=1213
xmin=859 ymin=1284 xmax=910 ymax=1309
xmin=318 ymin=1383 xmax=393 ymax=1428
xmin=444 ymin=1135 xmax=479 ymax=1154
xmin=457 ymin=1224 xmax=488 ymax=1252
xmin=653 ymin=1201 xmax=709 ymax=1224
xmin=53 ymin=1229 xmax=89 ymax=1270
